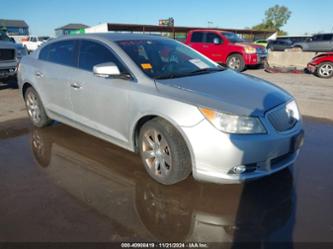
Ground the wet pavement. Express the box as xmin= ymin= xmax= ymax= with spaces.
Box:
xmin=0 ymin=117 xmax=333 ymax=244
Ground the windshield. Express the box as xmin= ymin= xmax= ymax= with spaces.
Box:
xmin=222 ymin=32 xmax=244 ymax=43
xmin=116 ymin=39 xmax=222 ymax=79
xmin=0 ymin=31 xmax=13 ymax=42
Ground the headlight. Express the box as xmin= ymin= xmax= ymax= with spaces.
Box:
xmin=286 ymin=100 xmax=300 ymax=121
xmin=16 ymin=48 xmax=27 ymax=57
xmin=244 ymin=45 xmax=257 ymax=54
xmin=199 ymin=107 xmax=266 ymax=134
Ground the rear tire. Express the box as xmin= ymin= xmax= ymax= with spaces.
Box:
xmin=226 ymin=54 xmax=245 ymax=72
xmin=24 ymin=87 xmax=52 ymax=127
xmin=138 ymin=118 xmax=191 ymax=185
xmin=316 ymin=62 xmax=333 ymax=78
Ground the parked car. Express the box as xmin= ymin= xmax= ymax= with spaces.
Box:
xmin=267 ymin=39 xmax=293 ymax=51
xmin=293 ymin=33 xmax=333 ymax=52
xmin=185 ymin=30 xmax=267 ymax=71
xmin=18 ymin=33 xmax=304 ymax=185
xmin=254 ymin=39 xmax=268 ymax=47
xmin=276 ymin=36 xmax=311 ymax=44
xmin=0 ymin=30 xmax=27 ymax=80
xmin=307 ymin=52 xmax=333 ymax=78
xmin=22 ymin=36 xmax=49 ymax=53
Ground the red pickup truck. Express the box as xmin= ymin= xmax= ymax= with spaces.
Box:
xmin=185 ymin=30 xmax=267 ymax=71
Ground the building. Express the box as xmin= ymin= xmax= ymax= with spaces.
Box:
xmin=55 ymin=23 xmax=89 ymax=37
xmin=85 ymin=22 xmax=275 ymax=41
xmin=0 ymin=19 xmax=29 ymax=36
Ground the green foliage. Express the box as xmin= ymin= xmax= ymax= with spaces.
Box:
xmin=252 ymin=5 xmax=291 ymax=34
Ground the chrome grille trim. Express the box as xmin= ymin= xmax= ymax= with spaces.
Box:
xmin=0 ymin=49 xmax=15 ymax=61
xmin=267 ymin=103 xmax=297 ymax=132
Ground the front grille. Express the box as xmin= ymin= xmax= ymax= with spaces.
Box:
xmin=0 ymin=49 xmax=15 ymax=61
xmin=256 ymin=47 xmax=267 ymax=55
xmin=267 ymin=104 xmax=297 ymax=132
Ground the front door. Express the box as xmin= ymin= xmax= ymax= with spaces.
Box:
xmin=70 ymin=39 xmax=131 ymax=145
xmin=204 ymin=32 xmax=224 ymax=63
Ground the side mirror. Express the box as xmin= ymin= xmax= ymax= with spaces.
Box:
xmin=93 ymin=62 xmax=120 ymax=77
xmin=213 ymin=37 xmax=221 ymax=45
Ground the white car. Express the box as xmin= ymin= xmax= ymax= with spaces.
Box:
xmin=22 ymin=36 xmax=48 ymax=53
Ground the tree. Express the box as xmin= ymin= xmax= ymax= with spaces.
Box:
xmin=252 ymin=5 xmax=291 ymax=34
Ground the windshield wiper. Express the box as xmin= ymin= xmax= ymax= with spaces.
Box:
xmin=154 ymin=67 xmax=224 ymax=80
xmin=188 ymin=67 xmax=225 ymax=75
xmin=154 ymin=73 xmax=189 ymax=79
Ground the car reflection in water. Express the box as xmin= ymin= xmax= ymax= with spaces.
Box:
xmin=31 ymin=124 xmax=295 ymax=242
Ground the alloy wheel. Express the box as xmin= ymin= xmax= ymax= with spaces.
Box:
xmin=141 ymin=128 xmax=172 ymax=178
xmin=228 ymin=57 xmax=241 ymax=70
xmin=319 ymin=64 xmax=333 ymax=77
xmin=26 ymin=91 xmax=41 ymax=124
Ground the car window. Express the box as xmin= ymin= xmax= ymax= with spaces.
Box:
xmin=312 ymin=35 xmax=322 ymax=41
xmin=322 ymin=34 xmax=333 ymax=41
xmin=206 ymin=32 xmax=221 ymax=43
xmin=221 ymin=32 xmax=244 ymax=43
xmin=39 ymin=45 xmax=50 ymax=61
xmin=78 ymin=40 xmax=127 ymax=73
xmin=190 ymin=32 xmax=204 ymax=43
xmin=48 ymin=40 xmax=78 ymax=67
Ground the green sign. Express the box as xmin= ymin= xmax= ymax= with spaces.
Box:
xmin=69 ymin=28 xmax=85 ymax=35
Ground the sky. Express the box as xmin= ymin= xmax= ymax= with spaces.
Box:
xmin=1 ymin=0 xmax=333 ymax=36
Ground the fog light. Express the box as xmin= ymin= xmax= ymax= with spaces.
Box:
xmin=9 ymin=68 xmax=15 ymax=73
xmin=232 ymin=165 xmax=246 ymax=174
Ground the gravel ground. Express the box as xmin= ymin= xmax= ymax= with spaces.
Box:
xmin=0 ymin=79 xmax=27 ymax=123
xmin=0 ymin=70 xmax=332 ymax=123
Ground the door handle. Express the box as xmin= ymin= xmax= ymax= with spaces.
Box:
xmin=35 ymin=71 xmax=44 ymax=78
xmin=70 ymin=83 xmax=82 ymax=89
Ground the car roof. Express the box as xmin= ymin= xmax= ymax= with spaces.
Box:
xmin=312 ymin=33 xmax=333 ymax=36
xmin=52 ymin=32 xmax=170 ymax=43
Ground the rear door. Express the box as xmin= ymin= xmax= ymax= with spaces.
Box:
xmin=308 ymin=35 xmax=323 ymax=51
xmin=186 ymin=31 xmax=209 ymax=56
xmin=70 ymin=39 xmax=132 ymax=145
xmin=37 ymin=39 xmax=79 ymax=119
xmin=321 ymin=34 xmax=333 ymax=51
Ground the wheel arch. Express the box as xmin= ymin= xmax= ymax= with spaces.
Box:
xmin=318 ymin=60 xmax=333 ymax=65
xmin=22 ymin=82 xmax=33 ymax=98
xmin=293 ymin=45 xmax=303 ymax=50
xmin=226 ymin=52 xmax=244 ymax=60
xmin=131 ymin=114 xmax=195 ymax=170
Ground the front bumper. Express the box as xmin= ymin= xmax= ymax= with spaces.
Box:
xmin=244 ymin=53 xmax=267 ymax=66
xmin=0 ymin=60 xmax=18 ymax=79
xmin=307 ymin=63 xmax=317 ymax=73
xmin=181 ymin=112 xmax=303 ymax=184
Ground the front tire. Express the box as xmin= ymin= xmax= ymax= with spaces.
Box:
xmin=24 ymin=87 xmax=52 ymax=127
xmin=226 ymin=54 xmax=245 ymax=72
xmin=138 ymin=118 xmax=191 ymax=185
xmin=316 ymin=62 xmax=333 ymax=78
xmin=293 ymin=46 xmax=303 ymax=51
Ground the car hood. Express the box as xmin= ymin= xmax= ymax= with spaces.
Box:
xmin=0 ymin=41 xmax=17 ymax=49
xmin=155 ymin=70 xmax=292 ymax=117
xmin=235 ymin=42 xmax=264 ymax=49
xmin=0 ymin=41 xmax=24 ymax=50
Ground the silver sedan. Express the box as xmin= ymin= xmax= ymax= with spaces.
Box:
xmin=17 ymin=33 xmax=304 ymax=185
